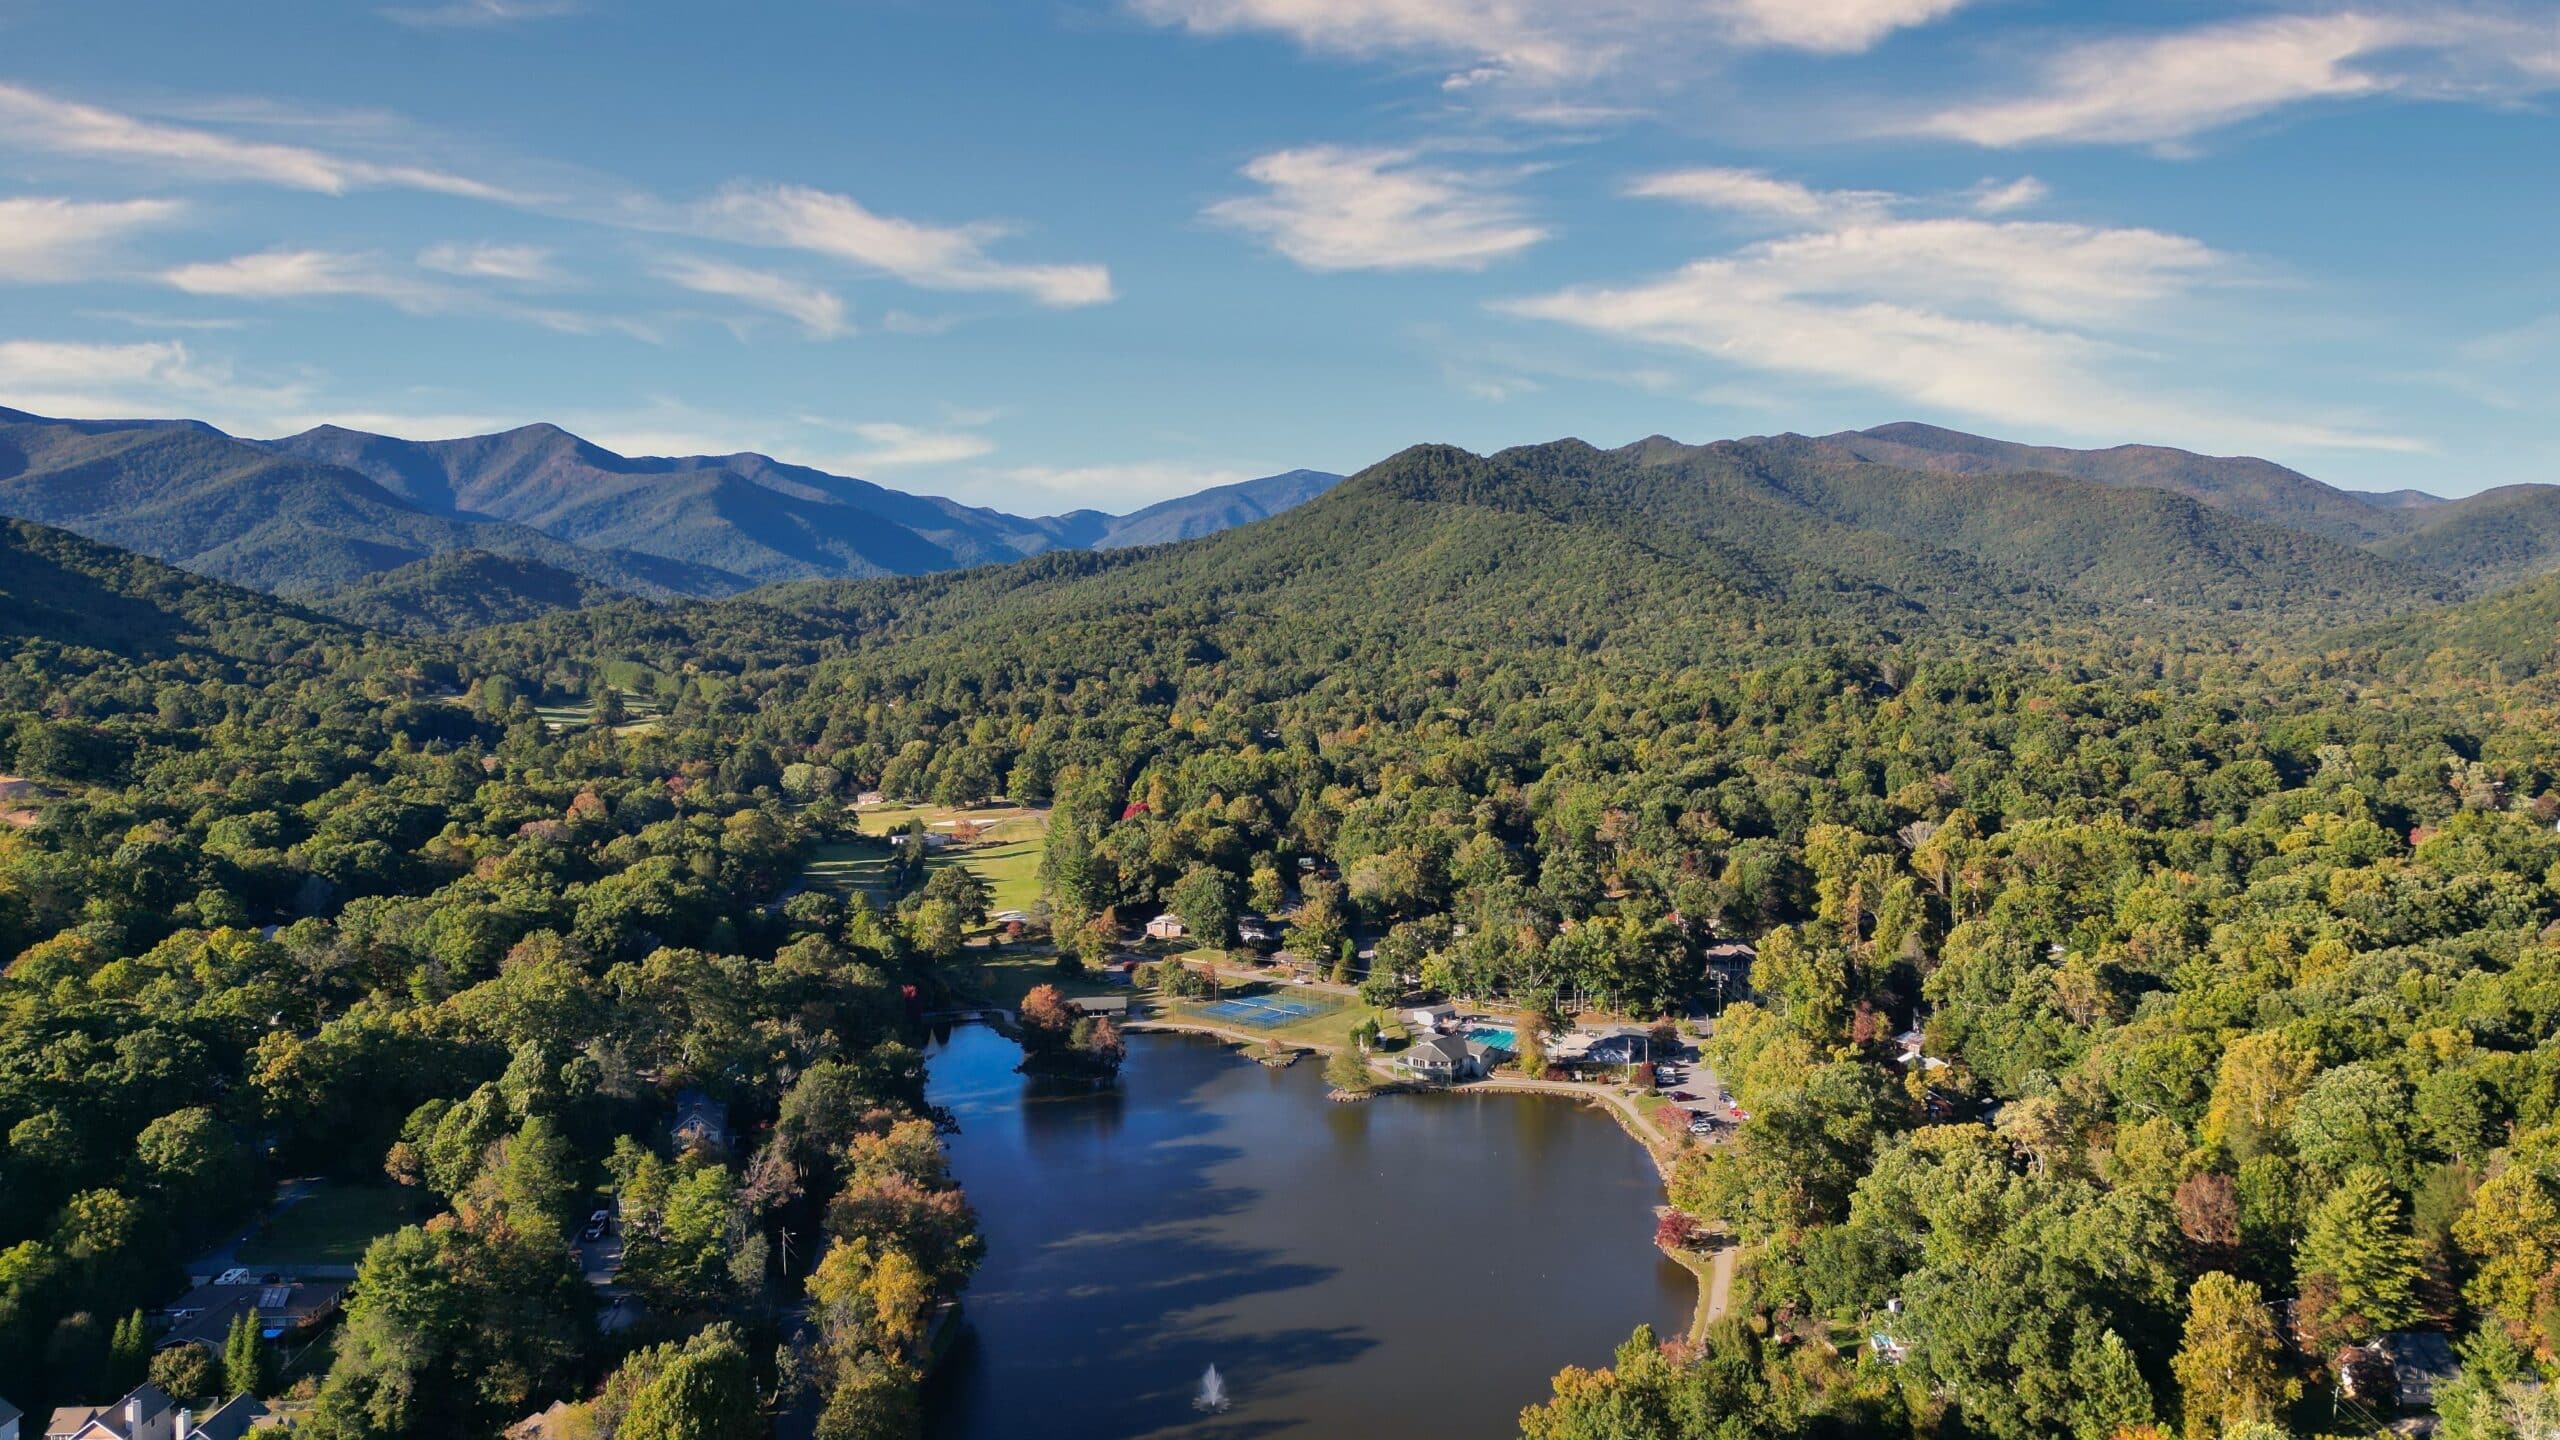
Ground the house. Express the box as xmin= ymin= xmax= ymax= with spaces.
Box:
xmin=171 ymin=1401 xmax=265 ymax=1440
xmin=1893 ymin=1028 xmax=1948 ymax=1072
xmin=160 ymin=1277 xmax=346 ymax=1351
xmin=1554 ymin=1029 xmax=1650 ymax=1072
xmin=46 ymin=1384 xmax=178 ymax=1440
xmin=1401 ymin=1002 xmax=1456 ymax=1031
xmin=853 ymin=791 xmax=885 ymax=807
xmin=1067 ymin=994 xmax=1131 ymax=1019
xmin=3 ymin=1394 xmax=22 ymax=1440
xmin=671 ymin=1089 xmax=730 ymax=1154
xmin=1393 ymin=1034 xmax=1492 ymax=1082
xmin=2382 ymin=1330 xmax=2462 ymax=1409
xmin=1144 ymin=914 xmax=1187 ymax=941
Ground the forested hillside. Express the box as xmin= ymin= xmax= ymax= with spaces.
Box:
xmin=11 ymin=424 xmax=2560 ymax=1440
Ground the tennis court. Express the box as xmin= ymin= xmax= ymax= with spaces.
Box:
xmin=1189 ymin=992 xmax=1341 ymax=1028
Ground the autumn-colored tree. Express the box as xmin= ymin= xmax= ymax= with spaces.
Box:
xmin=2170 ymin=1272 xmax=2287 ymax=1439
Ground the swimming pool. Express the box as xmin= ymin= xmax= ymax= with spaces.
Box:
xmin=1464 ymin=1026 xmax=1516 ymax=1051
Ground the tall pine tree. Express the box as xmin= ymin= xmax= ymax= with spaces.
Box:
xmin=2297 ymin=1167 xmax=2424 ymax=1341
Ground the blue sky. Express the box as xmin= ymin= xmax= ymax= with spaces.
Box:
xmin=0 ymin=0 xmax=2552 ymax=509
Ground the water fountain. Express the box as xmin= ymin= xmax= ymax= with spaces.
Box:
xmin=1194 ymin=1363 xmax=1231 ymax=1414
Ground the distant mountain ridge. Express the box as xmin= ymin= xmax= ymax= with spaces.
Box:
xmin=0 ymin=405 xmax=1341 ymax=619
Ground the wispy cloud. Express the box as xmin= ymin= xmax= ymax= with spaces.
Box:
xmin=1503 ymin=178 xmax=2422 ymax=454
xmin=419 ymin=241 xmax=560 ymax=284
xmin=1133 ymin=0 xmax=1970 ymax=89
xmin=1000 ymin=460 xmax=1257 ymax=508
xmin=163 ymin=247 xmax=656 ymax=340
xmin=163 ymin=249 xmax=435 ymax=306
xmin=836 ymin=421 xmax=997 ymax=468
xmin=0 ymin=82 xmax=511 ymax=199
xmin=653 ymin=255 xmax=852 ymax=339
xmin=1966 ymin=176 xmax=2048 ymax=214
xmin=1207 ymin=146 xmax=1546 ymax=271
xmin=382 ymin=0 xmax=583 ymax=27
xmin=1625 ymin=168 xmax=1894 ymax=226
xmin=697 ymin=182 xmax=1113 ymax=308
xmin=0 ymin=337 xmax=311 ymax=425
xmin=1912 ymin=9 xmax=2560 ymax=150
xmin=0 ymin=196 xmax=185 ymax=282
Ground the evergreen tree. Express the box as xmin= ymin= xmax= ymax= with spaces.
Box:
xmin=2069 ymin=1327 xmax=2156 ymax=1440
xmin=2171 ymin=1273 xmax=2286 ymax=1440
xmin=2296 ymin=1168 xmax=2423 ymax=1341
xmin=222 ymin=1309 xmax=270 ymax=1399
xmin=109 ymin=1308 xmax=151 ymax=1389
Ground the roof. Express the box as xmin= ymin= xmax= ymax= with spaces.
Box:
xmin=184 ymin=1398 xmax=270 ymax=1440
xmin=161 ymin=1278 xmax=348 ymax=1349
xmin=2384 ymin=1329 xmax=2461 ymax=1402
xmin=1409 ymin=1034 xmax=1468 ymax=1064
xmin=0 ymin=1396 xmax=18 ymax=1425
xmin=48 ymin=1385 xmax=173 ymax=1440
xmin=1067 ymin=994 xmax=1129 ymax=1014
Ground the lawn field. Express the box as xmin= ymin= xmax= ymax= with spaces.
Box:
xmin=838 ymin=802 xmax=1049 ymax=917
xmin=236 ymin=1182 xmax=428 ymax=1267
xmin=960 ymin=949 xmax=1126 ymax=1012
xmin=536 ymin=688 xmax=665 ymax=736
xmin=802 ymin=838 xmax=898 ymax=902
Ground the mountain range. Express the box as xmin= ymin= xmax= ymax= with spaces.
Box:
xmin=0 ymin=405 xmax=1341 ymax=617
xmin=5 ymin=401 xmax=2557 ymax=641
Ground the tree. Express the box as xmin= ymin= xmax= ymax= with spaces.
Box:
xmin=1325 ymin=1039 xmax=1372 ymax=1095
xmin=223 ymin=1309 xmax=272 ymax=1399
xmin=815 ymin=1351 xmax=921 ymax=1440
xmin=2202 ymin=1033 xmax=2319 ymax=1162
xmin=617 ymin=1323 xmax=763 ymax=1440
xmin=149 ymin=1340 xmax=219 ymax=1405
xmin=2171 ymin=1273 xmax=2286 ymax=1439
xmin=2070 ymin=1328 xmax=2158 ymax=1440
xmin=1168 ymin=867 xmax=1236 ymax=949
xmin=110 ymin=1307 xmax=151 ymax=1389
xmin=1290 ymin=878 xmax=1347 ymax=976
xmin=2296 ymin=1168 xmax=2423 ymax=1342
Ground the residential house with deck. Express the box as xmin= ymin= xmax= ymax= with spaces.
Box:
xmin=1394 ymin=1033 xmax=1495 ymax=1082
xmin=43 ymin=1387 xmax=261 ymax=1440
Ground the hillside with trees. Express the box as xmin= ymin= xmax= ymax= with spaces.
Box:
xmin=9 ymin=429 xmax=2560 ymax=1439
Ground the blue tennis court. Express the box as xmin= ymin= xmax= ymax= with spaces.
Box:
xmin=1191 ymin=993 xmax=1336 ymax=1028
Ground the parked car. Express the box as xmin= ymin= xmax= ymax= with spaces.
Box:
xmin=1688 ymin=1116 xmax=1719 ymax=1134
xmin=1654 ymin=1066 xmax=1679 ymax=1085
xmin=582 ymin=1209 xmax=611 ymax=1241
xmin=1668 ymin=1090 xmax=1696 ymax=1101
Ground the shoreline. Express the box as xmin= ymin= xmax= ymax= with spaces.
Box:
xmin=1121 ymin=1010 xmax=1729 ymax=1339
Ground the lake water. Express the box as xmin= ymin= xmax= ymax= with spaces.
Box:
xmin=922 ymin=1024 xmax=1689 ymax=1440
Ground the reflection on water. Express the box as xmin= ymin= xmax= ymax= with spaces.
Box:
xmin=923 ymin=1025 xmax=1688 ymax=1440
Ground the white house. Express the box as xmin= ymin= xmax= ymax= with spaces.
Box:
xmin=1394 ymin=1033 xmax=1493 ymax=1082
xmin=1401 ymin=1002 xmax=1455 ymax=1031
xmin=1144 ymin=914 xmax=1187 ymax=941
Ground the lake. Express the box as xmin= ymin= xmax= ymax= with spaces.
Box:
xmin=922 ymin=1024 xmax=1690 ymax=1440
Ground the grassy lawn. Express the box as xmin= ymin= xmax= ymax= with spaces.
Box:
xmin=236 ymin=1183 xmax=428 ymax=1267
xmin=959 ymin=948 xmax=1126 ymax=1012
xmin=803 ymin=837 xmax=897 ymax=903
xmin=836 ymin=802 xmax=1049 ymax=920
xmin=535 ymin=688 xmax=665 ymax=735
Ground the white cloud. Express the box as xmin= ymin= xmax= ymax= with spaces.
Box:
xmin=0 ymin=197 xmax=185 ymax=282
xmin=1626 ymin=168 xmax=1894 ymax=226
xmin=698 ymin=182 xmax=1113 ymax=308
xmin=1967 ymin=176 xmax=2048 ymax=214
xmin=162 ymin=249 xmax=433 ymax=306
xmin=163 ymin=248 xmax=655 ymax=340
xmin=1501 ymin=185 xmax=2422 ymax=454
xmin=1914 ymin=10 xmax=2560 ymax=149
xmin=836 ymin=421 xmax=997 ymax=469
xmin=1207 ymin=146 xmax=1546 ymax=271
xmin=419 ymin=242 xmax=560 ymax=283
xmin=0 ymin=83 xmax=509 ymax=199
xmin=1000 ymin=460 xmax=1257 ymax=508
xmin=1133 ymin=0 xmax=1969 ymax=84
xmin=0 ymin=338 xmax=310 ymax=426
xmin=654 ymin=256 xmax=852 ymax=339
xmin=383 ymin=0 xmax=583 ymax=26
